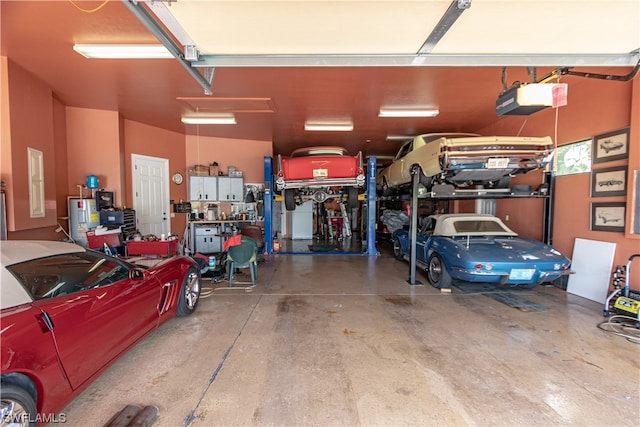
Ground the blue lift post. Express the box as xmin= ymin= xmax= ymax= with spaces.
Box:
xmin=366 ymin=156 xmax=380 ymax=256
xmin=263 ymin=156 xmax=273 ymax=255
xmin=263 ymin=155 xmax=379 ymax=256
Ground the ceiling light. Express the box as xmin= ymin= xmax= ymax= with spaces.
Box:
xmin=181 ymin=114 xmax=236 ymax=125
xmin=385 ymin=135 xmax=415 ymax=141
xmin=304 ymin=122 xmax=353 ymax=132
xmin=378 ymin=108 xmax=439 ymax=118
xmin=73 ymin=44 xmax=173 ymax=59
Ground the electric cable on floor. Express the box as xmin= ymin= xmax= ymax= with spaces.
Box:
xmin=597 ymin=314 xmax=640 ymax=344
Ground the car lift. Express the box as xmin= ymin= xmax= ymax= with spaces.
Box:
xmin=404 ymin=170 xmax=555 ymax=285
xmin=262 ymin=155 xmax=380 ymax=256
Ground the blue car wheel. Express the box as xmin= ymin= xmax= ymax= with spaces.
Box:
xmin=392 ymin=237 xmax=404 ymax=260
xmin=428 ymin=253 xmax=452 ymax=289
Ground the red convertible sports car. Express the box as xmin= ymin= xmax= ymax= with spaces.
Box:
xmin=276 ymin=146 xmax=365 ymax=211
xmin=0 ymin=241 xmax=201 ymax=425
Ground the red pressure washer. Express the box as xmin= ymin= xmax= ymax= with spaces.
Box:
xmin=603 ymin=254 xmax=640 ymax=328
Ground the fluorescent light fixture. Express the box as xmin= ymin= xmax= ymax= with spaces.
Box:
xmin=304 ymin=122 xmax=353 ymax=132
xmin=73 ymin=44 xmax=173 ymax=59
xmin=385 ymin=135 xmax=415 ymax=141
xmin=181 ymin=114 xmax=236 ymax=125
xmin=378 ymin=108 xmax=439 ymax=118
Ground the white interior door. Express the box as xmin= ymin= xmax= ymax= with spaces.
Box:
xmin=132 ymin=154 xmax=170 ymax=236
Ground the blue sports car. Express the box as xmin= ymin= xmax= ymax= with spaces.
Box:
xmin=392 ymin=214 xmax=573 ymax=288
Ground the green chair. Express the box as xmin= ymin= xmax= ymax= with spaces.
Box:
xmin=226 ymin=235 xmax=258 ymax=287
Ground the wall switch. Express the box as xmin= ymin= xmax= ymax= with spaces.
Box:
xmin=505 ymin=214 xmax=509 ymax=221
xmin=170 ymin=213 xmax=175 ymax=218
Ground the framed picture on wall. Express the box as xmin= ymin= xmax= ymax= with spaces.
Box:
xmin=591 ymin=202 xmax=626 ymax=232
xmin=590 ymin=165 xmax=627 ymax=197
xmin=592 ymin=127 xmax=630 ymax=164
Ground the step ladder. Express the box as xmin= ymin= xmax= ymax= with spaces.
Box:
xmin=339 ymin=201 xmax=352 ymax=238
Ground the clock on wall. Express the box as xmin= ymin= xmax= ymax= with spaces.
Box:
xmin=172 ymin=172 xmax=184 ymax=185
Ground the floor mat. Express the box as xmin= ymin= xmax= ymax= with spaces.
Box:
xmin=452 ymin=282 xmax=516 ymax=294
xmin=484 ymin=292 xmax=549 ymax=311
xmin=308 ymin=244 xmax=340 ymax=252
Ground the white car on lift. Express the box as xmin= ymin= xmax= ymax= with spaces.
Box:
xmin=377 ymin=133 xmax=555 ymax=195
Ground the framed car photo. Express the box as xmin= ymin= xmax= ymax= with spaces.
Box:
xmin=591 ymin=202 xmax=626 ymax=232
xmin=592 ymin=127 xmax=630 ymax=164
xmin=590 ymin=166 xmax=627 ymax=197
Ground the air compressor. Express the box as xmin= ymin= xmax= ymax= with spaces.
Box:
xmin=603 ymin=254 xmax=640 ymax=328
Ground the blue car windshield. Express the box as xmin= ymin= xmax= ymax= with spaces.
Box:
xmin=453 ymin=220 xmax=509 ymax=233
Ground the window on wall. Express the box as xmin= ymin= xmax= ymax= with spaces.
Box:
xmin=555 ymin=139 xmax=592 ymax=176
xmin=28 ymin=147 xmax=45 ymax=218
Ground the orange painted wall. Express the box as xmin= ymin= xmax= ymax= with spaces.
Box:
xmin=2 ymin=59 xmax=57 ymax=235
xmin=1 ymin=57 xmax=12 ymax=223
xmin=65 ymin=107 xmax=123 ymax=205
xmin=123 ymin=119 xmax=188 ymax=235
xmin=185 ymin=135 xmax=273 ymax=184
xmin=478 ymin=69 xmax=639 ymax=288
xmin=53 ymin=97 xmax=69 ymax=229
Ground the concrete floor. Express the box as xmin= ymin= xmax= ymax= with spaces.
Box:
xmin=62 ymin=241 xmax=639 ymax=426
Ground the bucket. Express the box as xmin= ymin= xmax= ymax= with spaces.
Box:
xmin=86 ymin=175 xmax=99 ymax=189
xmin=207 ymin=205 xmax=217 ymax=220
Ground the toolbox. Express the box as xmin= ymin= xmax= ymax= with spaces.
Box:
xmin=126 ymin=239 xmax=178 ymax=257
xmin=86 ymin=229 xmax=122 ymax=249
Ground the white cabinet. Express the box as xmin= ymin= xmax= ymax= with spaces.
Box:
xmin=193 ymin=224 xmax=222 ymax=253
xmin=189 ymin=176 xmax=218 ymax=201
xmin=217 ymin=176 xmax=244 ymax=202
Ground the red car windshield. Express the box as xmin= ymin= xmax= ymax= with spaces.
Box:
xmin=291 ymin=147 xmax=348 ymax=157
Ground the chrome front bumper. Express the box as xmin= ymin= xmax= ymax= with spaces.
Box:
xmin=276 ymin=175 xmax=365 ymax=191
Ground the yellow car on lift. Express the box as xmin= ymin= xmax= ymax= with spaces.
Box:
xmin=377 ymin=133 xmax=555 ymax=195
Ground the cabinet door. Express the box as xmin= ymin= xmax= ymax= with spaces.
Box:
xmin=189 ymin=176 xmax=204 ymax=201
xmin=229 ymin=177 xmax=244 ymax=201
xmin=203 ymin=176 xmax=217 ymax=201
xmin=189 ymin=176 xmax=217 ymax=201
xmin=218 ymin=177 xmax=244 ymax=202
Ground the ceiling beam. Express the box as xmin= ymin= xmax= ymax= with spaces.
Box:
xmin=418 ymin=0 xmax=472 ymax=55
xmin=123 ymin=0 xmax=214 ymax=95
xmin=191 ymin=52 xmax=640 ymax=68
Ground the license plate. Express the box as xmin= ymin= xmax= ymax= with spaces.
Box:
xmin=487 ymin=158 xmax=509 ymax=168
xmin=509 ymin=269 xmax=535 ymax=280
xmin=313 ymin=168 xmax=328 ymax=178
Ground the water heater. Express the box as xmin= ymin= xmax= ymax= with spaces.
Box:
xmin=69 ymin=198 xmax=99 ymax=247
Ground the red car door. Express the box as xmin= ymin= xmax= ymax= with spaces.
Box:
xmin=0 ymin=305 xmax=74 ymax=405
xmin=30 ymin=259 xmax=163 ymax=390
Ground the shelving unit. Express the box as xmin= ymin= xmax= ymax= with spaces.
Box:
xmin=121 ymin=209 xmax=137 ymax=240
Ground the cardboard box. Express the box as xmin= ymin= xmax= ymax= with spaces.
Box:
xmin=209 ymin=165 xmax=219 ymax=176
xmin=190 ymin=165 xmax=210 ymax=176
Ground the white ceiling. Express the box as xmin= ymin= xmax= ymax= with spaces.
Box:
xmin=152 ymin=0 xmax=640 ymax=58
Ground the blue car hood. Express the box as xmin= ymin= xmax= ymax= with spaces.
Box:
xmin=445 ymin=236 xmax=567 ymax=262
